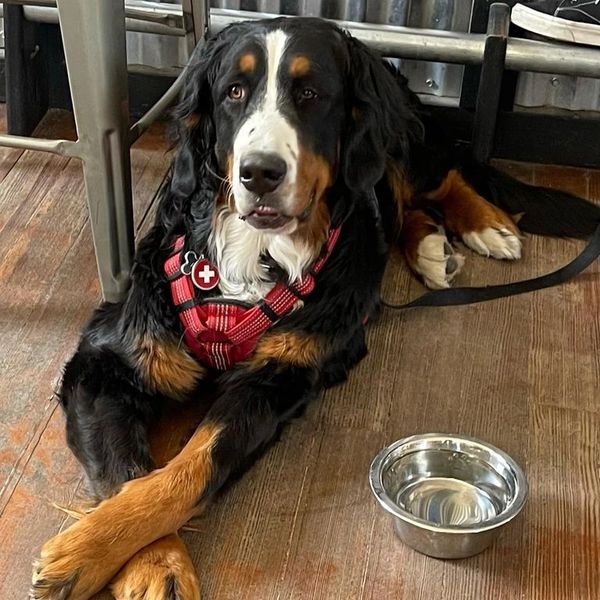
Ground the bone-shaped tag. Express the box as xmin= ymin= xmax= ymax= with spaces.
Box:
xmin=181 ymin=251 xmax=199 ymax=276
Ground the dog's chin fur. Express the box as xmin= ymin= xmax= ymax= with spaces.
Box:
xmin=208 ymin=205 xmax=318 ymax=303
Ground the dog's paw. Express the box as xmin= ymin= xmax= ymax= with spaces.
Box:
xmin=111 ymin=535 xmax=200 ymax=600
xmin=30 ymin=559 xmax=78 ymax=600
xmin=415 ymin=232 xmax=465 ymax=289
xmin=462 ymin=227 xmax=522 ymax=260
xmin=31 ymin=526 xmax=103 ymax=600
xmin=31 ymin=510 xmax=126 ymax=600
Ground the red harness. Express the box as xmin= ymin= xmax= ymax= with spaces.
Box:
xmin=164 ymin=227 xmax=341 ymax=370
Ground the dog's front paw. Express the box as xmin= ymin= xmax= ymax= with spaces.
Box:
xmin=415 ymin=232 xmax=465 ymax=289
xmin=31 ymin=553 xmax=78 ymax=600
xmin=31 ymin=514 xmax=122 ymax=600
xmin=111 ymin=535 xmax=201 ymax=600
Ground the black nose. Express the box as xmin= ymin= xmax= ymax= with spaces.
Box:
xmin=239 ymin=153 xmax=287 ymax=195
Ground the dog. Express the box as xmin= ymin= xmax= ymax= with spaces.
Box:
xmin=31 ymin=16 xmax=600 ymax=600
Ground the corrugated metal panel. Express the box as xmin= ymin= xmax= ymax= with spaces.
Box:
xmin=515 ymin=72 xmax=600 ymax=112
xmin=364 ymin=0 xmax=471 ymax=101
xmin=126 ymin=1 xmax=187 ymax=70
xmin=126 ymin=0 xmax=472 ymax=103
xmin=0 ymin=2 xmax=596 ymax=113
xmin=123 ymin=1 xmax=600 ymax=114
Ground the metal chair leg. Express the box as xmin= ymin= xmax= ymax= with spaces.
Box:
xmin=56 ymin=0 xmax=133 ymax=303
xmin=181 ymin=0 xmax=210 ymax=55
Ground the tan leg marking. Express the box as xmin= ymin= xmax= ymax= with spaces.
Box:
xmin=425 ymin=169 xmax=522 ymax=260
xmin=402 ymin=209 xmax=464 ymax=289
xmin=134 ymin=336 xmax=206 ymax=401
xmin=248 ymin=331 xmax=325 ymax=370
xmin=31 ymin=422 xmax=221 ymax=600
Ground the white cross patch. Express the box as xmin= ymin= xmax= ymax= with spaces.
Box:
xmin=191 ymin=258 xmax=220 ymax=291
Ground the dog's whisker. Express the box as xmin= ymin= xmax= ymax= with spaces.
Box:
xmin=206 ymin=163 xmax=229 ymax=184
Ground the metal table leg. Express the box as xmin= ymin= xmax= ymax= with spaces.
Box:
xmin=56 ymin=0 xmax=133 ymax=303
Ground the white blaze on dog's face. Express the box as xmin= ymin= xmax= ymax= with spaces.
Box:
xmin=231 ymin=30 xmax=299 ymax=232
xmin=211 ymin=20 xmax=347 ymax=234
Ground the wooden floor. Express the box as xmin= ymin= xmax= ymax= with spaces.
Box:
xmin=0 ymin=108 xmax=598 ymax=600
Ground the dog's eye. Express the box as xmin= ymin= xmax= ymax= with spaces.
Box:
xmin=227 ymin=84 xmax=246 ymax=101
xmin=300 ymin=88 xmax=318 ymax=101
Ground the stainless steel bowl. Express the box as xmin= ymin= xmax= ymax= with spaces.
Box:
xmin=369 ymin=433 xmax=528 ymax=559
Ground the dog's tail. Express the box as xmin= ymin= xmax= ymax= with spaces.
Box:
xmin=461 ymin=160 xmax=600 ymax=239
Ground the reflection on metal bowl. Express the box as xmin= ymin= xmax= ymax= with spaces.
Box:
xmin=369 ymin=433 xmax=528 ymax=559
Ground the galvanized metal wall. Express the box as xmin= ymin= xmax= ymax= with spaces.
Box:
xmin=515 ymin=72 xmax=600 ymax=112
xmin=126 ymin=0 xmax=472 ymax=104
xmin=121 ymin=0 xmax=600 ymax=113
xmin=126 ymin=0 xmax=189 ymax=72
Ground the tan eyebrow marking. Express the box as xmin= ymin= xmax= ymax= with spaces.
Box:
xmin=239 ymin=53 xmax=256 ymax=73
xmin=289 ymin=55 xmax=311 ymax=77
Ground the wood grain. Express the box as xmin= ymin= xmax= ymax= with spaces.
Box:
xmin=0 ymin=108 xmax=172 ymax=599
xmin=0 ymin=120 xmax=598 ymax=599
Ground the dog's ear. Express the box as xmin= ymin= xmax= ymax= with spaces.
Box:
xmin=342 ymin=35 xmax=421 ymax=194
xmin=170 ymin=33 xmax=230 ymax=198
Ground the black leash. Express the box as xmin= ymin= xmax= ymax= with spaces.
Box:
xmin=382 ymin=223 xmax=600 ymax=310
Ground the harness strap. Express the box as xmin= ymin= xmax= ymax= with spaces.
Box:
xmin=383 ymin=223 xmax=600 ymax=310
xmin=164 ymin=236 xmax=205 ymax=340
xmin=164 ymin=227 xmax=342 ymax=369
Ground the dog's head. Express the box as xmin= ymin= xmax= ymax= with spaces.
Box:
xmin=172 ymin=17 xmax=419 ymax=233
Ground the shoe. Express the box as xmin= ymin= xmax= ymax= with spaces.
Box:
xmin=511 ymin=0 xmax=600 ymax=46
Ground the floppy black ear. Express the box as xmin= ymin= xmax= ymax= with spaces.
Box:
xmin=342 ymin=35 xmax=421 ymax=193
xmin=170 ymin=32 xmax=230 ymax=198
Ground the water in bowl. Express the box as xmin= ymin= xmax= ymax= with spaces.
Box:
xmin=396 ymin=477 xmax=501 ymax=527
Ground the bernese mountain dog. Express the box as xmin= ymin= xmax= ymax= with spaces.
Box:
xmin=31 ymin=16 xmax=599 ymax=600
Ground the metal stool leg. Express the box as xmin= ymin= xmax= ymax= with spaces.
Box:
xmin=56 ymin=0 xmax=133 ymax=303
xmin=182 ymin=0 xmax=210 ymax=54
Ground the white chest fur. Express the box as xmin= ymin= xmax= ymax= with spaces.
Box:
xmin=208 ymin=210 xmax=316 ymax=303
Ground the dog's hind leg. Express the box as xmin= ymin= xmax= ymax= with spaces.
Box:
xmin=425 ymin=169 xmax=522 ymax=261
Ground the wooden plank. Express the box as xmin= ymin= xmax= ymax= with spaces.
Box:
xmin=492 ymin=158 xmax=534 ymax=185
xmin=0 ymin=105 xmax=25 ymax=182
xmin=0 ymin=410 xmax=82 ymax=596
xmin=533 ymin=163 xmax=591 ymax=198
xmin=520 ymin=405 xmax=600 ymax=600
xmin=0 ymin=113 xmax=170 ymax=599
xmin=1 ymin=157 xmax=599 ymax=600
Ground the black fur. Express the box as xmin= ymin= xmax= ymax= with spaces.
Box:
xmin=58 ymin=17 xmax=599 ymax=510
